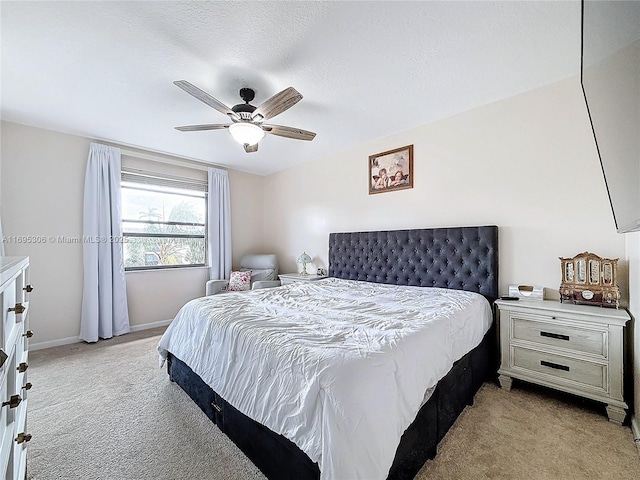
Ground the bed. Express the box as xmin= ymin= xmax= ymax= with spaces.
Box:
xmin=158 ymin=225 xmax=499 ymax=480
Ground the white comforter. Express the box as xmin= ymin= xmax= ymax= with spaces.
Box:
xmin=157 ymin=278 xmax=492 ymax=480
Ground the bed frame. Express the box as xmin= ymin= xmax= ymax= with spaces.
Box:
xmin=167 ymin=225 xmax=499 ymax=479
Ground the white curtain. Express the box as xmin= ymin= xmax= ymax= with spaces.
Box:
xmin=208 ymin=167 xmax=232 ymax=280
xmin=80 ymin=143 xmax=130 ymax=342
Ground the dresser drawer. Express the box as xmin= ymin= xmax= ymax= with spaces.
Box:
xmin=0 ymin=347 xmax=16 ymax=477
xmin=512 ymin=346 xmax=607 ymax=392
xmin=511 ymin=314 xmax=607 ymax=357
xmin=12 ymin=398 xmax=28 ymax=480
xmin=2 ymin=287 xmax=19 ymax=355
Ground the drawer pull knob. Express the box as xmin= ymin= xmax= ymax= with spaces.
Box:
xmin=0 ymin=349 xmax=7 ymax=369
xmin=17 ymin=362 xmax=28 ymax=373
xmin=22 ymin=383 xmax=32 ymax=391
xmin=23 ymin=285 xmax=34 ymax=293
xmin=9 ymin=303 xmax=25 ymax=314
xmin=15 ymin=433 xmax=32 ymax=444
xmin=23 ymin=330 xmax=34 ymax=338
xmin=540 ymin=331 xmax=569 ymax=341
xmin=212 ymin=402 xmax=222 ymax=413
xmin=2 ymin=395 xmax=22 ymax=409
xmin=541 ymin=360 xmax=570 ymax=372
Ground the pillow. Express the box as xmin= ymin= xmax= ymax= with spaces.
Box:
xmin=227 ymin=270 xmax=252 ymax=291
xmin=241 ymin=267 xmax=277 ymax=282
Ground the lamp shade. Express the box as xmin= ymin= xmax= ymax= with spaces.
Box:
xmin=229 ymin=122 xmax=265 ymax=146
xmin=297 ymin=252 xmax=312 ymax=264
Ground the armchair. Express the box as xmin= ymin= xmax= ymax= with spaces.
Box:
xmin=206 ymin=254 xmax=280 ymax=295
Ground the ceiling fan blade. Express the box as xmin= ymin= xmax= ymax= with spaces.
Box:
xmin=262 ymin=124 xmax=316 ymax=141
xmin=175 ymin=124 xmax=230 ymax=131
xmin=251 ymin=87 xmax=302 ymax=121
xmin=174 ymin=80 xmax=240 ymax=120
xmin=244 ymin=143 xmax=259 ymax=153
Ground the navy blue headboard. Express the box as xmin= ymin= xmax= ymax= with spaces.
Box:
xmin=328 ymin=225 xmax=499 ymax=302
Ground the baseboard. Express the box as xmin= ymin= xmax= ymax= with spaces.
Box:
xmin=129 ymin=318 xmax=172 ymax=332
xmin=31 ymin=335 xmax=80 ymax=351
xmin=30 ymin=319 xmax=172 ymax=351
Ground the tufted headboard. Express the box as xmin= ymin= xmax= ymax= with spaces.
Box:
xmin=328 ymin=225 xmax=498 ymax=302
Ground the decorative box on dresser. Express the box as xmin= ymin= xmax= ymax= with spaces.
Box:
xmin=0 ymin=257 xmax=33 ymax=480
xmin=495 ymin=299 xmax=630 ymax=425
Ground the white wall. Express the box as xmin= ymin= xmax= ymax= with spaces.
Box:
xmin=263 ymin=77 xmax=627 ymax=301
xmin=2 ymin=121 xmax=88 ymax=345
xmin=0 ymin=123 xmax=3 ymax=238
xmin=0 ymin=121 xmax=265 ymax=346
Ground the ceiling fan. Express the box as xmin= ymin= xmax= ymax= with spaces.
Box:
xmin=173 ymin=80 xmax=316 ymax=153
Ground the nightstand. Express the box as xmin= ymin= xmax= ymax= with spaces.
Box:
xmin=278 ymin=273 xmax=328 ymax=285
xmin=495 ymin=299 xmax=630 ymax=425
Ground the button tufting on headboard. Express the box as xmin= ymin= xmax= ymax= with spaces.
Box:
xmin=328 ymin=226 xmax=498 ymax=301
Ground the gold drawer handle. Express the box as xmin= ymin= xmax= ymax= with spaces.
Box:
xmin=15 ymin=433 xmax=32 ymax=444
xmin=9 ymin=303 xmax=25 ymax=314
xmin=23 ymin=330 xmax=34 ymax=338
xmin=17 ymin=362 xmax=28 ymax=373
xmin=23 ymin=285 xmax=34 ymax=293
xmin=22 ymin=383 xmax=32 ymax=391
xmin=2 ymin=395 xmax=22 ymax=409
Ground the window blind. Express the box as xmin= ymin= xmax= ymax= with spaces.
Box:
xmin=121 ymin=167 xmax=207 ymax=192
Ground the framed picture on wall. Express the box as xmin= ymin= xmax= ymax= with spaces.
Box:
xmin=369 ymin=145 xmax=414 ymax=194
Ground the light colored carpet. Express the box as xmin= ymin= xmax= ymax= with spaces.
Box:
xmin=25 ymin=328 xmax=639 ymax=479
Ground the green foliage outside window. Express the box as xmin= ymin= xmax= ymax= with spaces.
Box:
xmin=122 ymin=183 xmax=207 ymax=270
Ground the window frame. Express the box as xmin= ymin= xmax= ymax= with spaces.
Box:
xmin=121 ymin=169 xmax=208 ymax=272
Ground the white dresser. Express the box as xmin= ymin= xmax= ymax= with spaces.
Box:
xmin=495 ymin=299 xmax=630 ymax=425
xmin=278 ymin=273 xmax=328 ymax=285
xmin=0 ymin=257 xmax=32 ymax=480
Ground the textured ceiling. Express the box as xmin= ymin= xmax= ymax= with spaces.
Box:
xmin=1 ymin=1 xmax=581 ymax=175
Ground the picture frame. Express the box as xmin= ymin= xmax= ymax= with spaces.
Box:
xmin=369 ymin=145 xmax=413 ymax=194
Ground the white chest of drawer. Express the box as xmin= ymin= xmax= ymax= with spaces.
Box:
xmin=0 ymin=257 xmax=32 ymax=480
xmin=278 ymin=273 xmax=327 ymax=285
xmin=495 ymin=299 xmax=630 ymax=425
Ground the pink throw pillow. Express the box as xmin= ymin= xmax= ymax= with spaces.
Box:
xmin=227 ymin=270 xmax=252 ymax=291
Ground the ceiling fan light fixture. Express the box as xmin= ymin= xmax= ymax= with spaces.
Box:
xmin=174 ymin=82 xmax=315 ymax=148
xmin=228 ymin=122 xmax=265 ymax=146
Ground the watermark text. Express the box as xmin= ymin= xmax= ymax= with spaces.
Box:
xmin=2 ymin=235 xmax=129 ymax=244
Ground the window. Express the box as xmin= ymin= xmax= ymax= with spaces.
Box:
xmin=121 ymin=169 xmax=207 ymax=270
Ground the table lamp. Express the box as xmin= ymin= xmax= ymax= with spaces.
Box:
xmin=297 ymin=252 xmax=312 ymax=276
